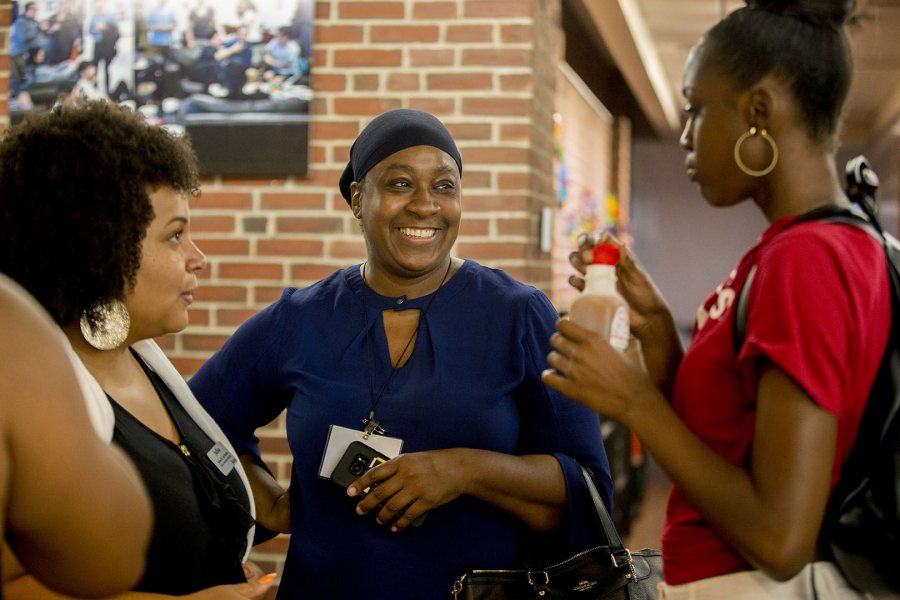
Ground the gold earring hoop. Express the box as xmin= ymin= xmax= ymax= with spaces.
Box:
xmin=79 ymin=299 xmax=130 ymax=350
xmin=734 ymin=126 xmax=779 ymax=177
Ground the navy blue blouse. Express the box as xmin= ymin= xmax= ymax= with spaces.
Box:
xmin=190 ymin=260 xmax=613 ymax=599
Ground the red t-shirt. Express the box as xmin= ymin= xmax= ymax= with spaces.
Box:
xmin=661 ymin=215 xmax=891 ymax=584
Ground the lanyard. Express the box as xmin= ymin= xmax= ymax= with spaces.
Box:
xmin=360 ymin=260 xmax=452 ymax=438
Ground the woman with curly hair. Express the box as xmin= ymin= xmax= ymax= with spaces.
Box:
xmin=0 ymin=101 xmax=274 ymax=600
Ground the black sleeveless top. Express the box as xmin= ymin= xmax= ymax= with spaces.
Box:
xmin=108 ymin=353 xmax=253 ymax=594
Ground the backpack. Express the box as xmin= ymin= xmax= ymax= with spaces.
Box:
xmin=733 ymin=156 xmax=900 ymax=594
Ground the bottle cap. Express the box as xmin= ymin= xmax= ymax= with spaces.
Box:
xmin=592 ymin=242 xmax=620 ymax=265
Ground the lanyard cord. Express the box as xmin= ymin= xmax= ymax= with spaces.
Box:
xmin=361 ymin=260 xmax=453 ymax=435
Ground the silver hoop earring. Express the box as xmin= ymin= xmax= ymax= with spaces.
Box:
xmin=80 ymin=299 xmax=130 ymax=350
xmin=734 ymin=126 xmax=779 ymax=177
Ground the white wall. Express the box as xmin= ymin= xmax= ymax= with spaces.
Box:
xmin=629 ymin=137 xmax=767 ymax=336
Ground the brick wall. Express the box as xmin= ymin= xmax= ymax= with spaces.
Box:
xmin=0 ymin=0 xmax=569 ymax=579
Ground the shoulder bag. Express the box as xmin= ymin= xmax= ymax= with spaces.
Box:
xmin=451 ymin=466 xmax=663 ymax=599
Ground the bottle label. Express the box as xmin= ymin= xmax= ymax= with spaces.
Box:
xmin=609 ymin=306 xmax=629 ymax=353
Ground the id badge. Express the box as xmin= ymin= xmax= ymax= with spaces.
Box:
xmin=317 ymin=424 xmax=403 ymax=479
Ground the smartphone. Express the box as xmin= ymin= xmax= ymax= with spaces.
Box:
xmin=329 ymin=440 xmax=388 ymax=493
xmin=329 ymin=441 xmax=426 ymax=527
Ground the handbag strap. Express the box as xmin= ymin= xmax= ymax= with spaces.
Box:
xmin=580 ymin=465 xmax=628 ymax=556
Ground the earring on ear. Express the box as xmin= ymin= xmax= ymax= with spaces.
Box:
xmin=734 ymin=126 xmax=779 ymax=177
xmin=79 ymin=299 xmax=130 ymax=350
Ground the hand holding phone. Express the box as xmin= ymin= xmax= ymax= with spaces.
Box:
xmin=329 ymin=441 xmax=426 ymax=527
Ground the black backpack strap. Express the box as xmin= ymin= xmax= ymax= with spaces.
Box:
xmin=732 ymin=204 xmax=886 ymax=356
xmin=733 ymin=265 xmax=756 ymax=356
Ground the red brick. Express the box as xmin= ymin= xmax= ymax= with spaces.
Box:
xmin=261 ymin=192 xmax=327 ymax=210
xmin=219 ymin=177 xmax=289 ymax=188
xmin=456 ymin=241 xmax=527 ymax=259
xmin=497 ymin=217 xmax=533 ymax=236
xmin=446 ymin=25 xmax=493 ymax=43
xmin=408 ymin=97 xmax=455 ymax=115
xmin=196 ymin=285 xmax=248 ymax=302
xmin=190 ymin=216 xmax=236 ymax=233
xmin=257 ymin=239 xmax=324 ymax=256
xmin=334 ymin=97 xmax=401 ymax=116
xmin=409 ymin=49 xmax=454 ymax=67
xmin=183 ymin=334 xmax=231 ymax=351
xmin=413 ymin=1 xmax=457 ymax=19
xmin=499 ymin=123 xmax=532 ymax=141
xmin=188 ymin=308 xmax=210 ymax=325
xmin=334 ymin=49 xmax=402 ymax=67
xmin=447 ymin=122 xmax=492 ymax=141
xmin=310 ymin=73 xmax=348 ymax=92
xmin=255 ymin=286 xmax=290 ymax=303
xmin=427 ymin=73 xmax=492 ymax=91
xmin=310 ymin=120 xmax=364 ymax=140
xmin=195 ymin=191 xmax=253 ymax=210
xmin=464 ymin=146 xmax=529 ymax=165
xmin=500 ymin=73 xmax=533 ymax=91
xmin=460 ymin=170 xmax=491 ymax=189
xmin=290 ymin=263 xmax=345 ymax=281
xmin=260 ymin=437 xmax=292 ymax=454
xmin=216 ymin=308 xmax=261 ymax=326
xmin=314 ymin=25 xmax=364 ymax=44
xmin=387 ymin=72 xmax=421 ymax=92
xmin=464 ymin=0 xmax=532 ymax=19
xmin=195 ymin=238 xmax=250 ymax=256
xmin=218 ymin=263 xmax=284 ymax=280
xmin=330 ymin=240 xmax=367 ymax=259
xmin=372 ymin=25 xmax=439 ymax=43
xmin=497 ymin=171 xmax=530 ymax=190
xmin=463 ymin=194 xmax=530 ymax=211
xmin=459 ymin=218 xmax=490 ymax=236
xmin=462 ymin=97 xmax=530 ymax=117
xmin=298 ymin=167 xmax=346 ymax=189
xmin=308 ymin=145 xmax=327 ymax=164
xmin=339 ymin=2 xmax=405 ymax=18
xmin=354 ymin=73 xmax=380 ymax=91
xmin=501 ymin=24 xmax=533 ymax=43
xmin=462 ymin=48 xmax=530 ymax=67
xmin=276 ymin=216 xmax=344 ymax=233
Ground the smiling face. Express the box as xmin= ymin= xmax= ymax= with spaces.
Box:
xmin=351 ymin=145 xmax=461 ymax=292
xmin=124 ymin=186 xmax=205 ymax=341
xmin=679 ymin=45 xmax=757 ymax=208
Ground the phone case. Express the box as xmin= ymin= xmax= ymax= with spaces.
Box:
xmin=329 ymin=440 xmax=388 ymax=492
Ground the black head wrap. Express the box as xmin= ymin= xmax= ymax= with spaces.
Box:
xmin=339 ymin=109 xmax=462 ymax=205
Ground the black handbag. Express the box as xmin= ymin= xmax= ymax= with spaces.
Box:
xmin=451 ymin=466 xmax=663 ymax=599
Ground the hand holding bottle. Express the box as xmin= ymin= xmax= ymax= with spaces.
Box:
xmin=568 ymin=233 xmax=672 ymax=343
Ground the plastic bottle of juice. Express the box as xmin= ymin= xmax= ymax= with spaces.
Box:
xmin=568 ymin=242 xmax=630 ymax=352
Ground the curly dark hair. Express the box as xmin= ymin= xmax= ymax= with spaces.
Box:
xmin=699 ymin=0 xmax=856 ymax=146
xmin=0 ymin=100 xmax=200 ymax=328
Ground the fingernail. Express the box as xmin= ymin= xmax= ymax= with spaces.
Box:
xmin=391 ymin=525 xmax=399 ymax=532
xmin=259 ymin=573 xmax=277 ymax=584
xmin=355 ymin=506 xmax=365 ymax=515
xmin=347 ymin=486 xmax=357 ymax=496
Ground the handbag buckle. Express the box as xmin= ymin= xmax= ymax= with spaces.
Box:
xmin=527 ymin=570 xmax=549 ymax=594
xmin=610 ymin=548 xmax=638 ymax=580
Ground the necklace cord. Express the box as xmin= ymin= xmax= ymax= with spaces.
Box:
xmin=361 ymin=260 xmax=453 ymax=427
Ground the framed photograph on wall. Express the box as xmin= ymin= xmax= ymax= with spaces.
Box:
xmin=9 ymin=0 xmax=313 ymax=177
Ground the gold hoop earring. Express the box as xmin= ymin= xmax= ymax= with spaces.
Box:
xmin=80 ymin=299 xmax=130 ymax=350
xmin=734 ymin=127 xmax=779 ymax=177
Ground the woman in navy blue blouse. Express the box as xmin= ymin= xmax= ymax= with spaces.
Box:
xmin=190 ymin=109 xmax=613 ymax=599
